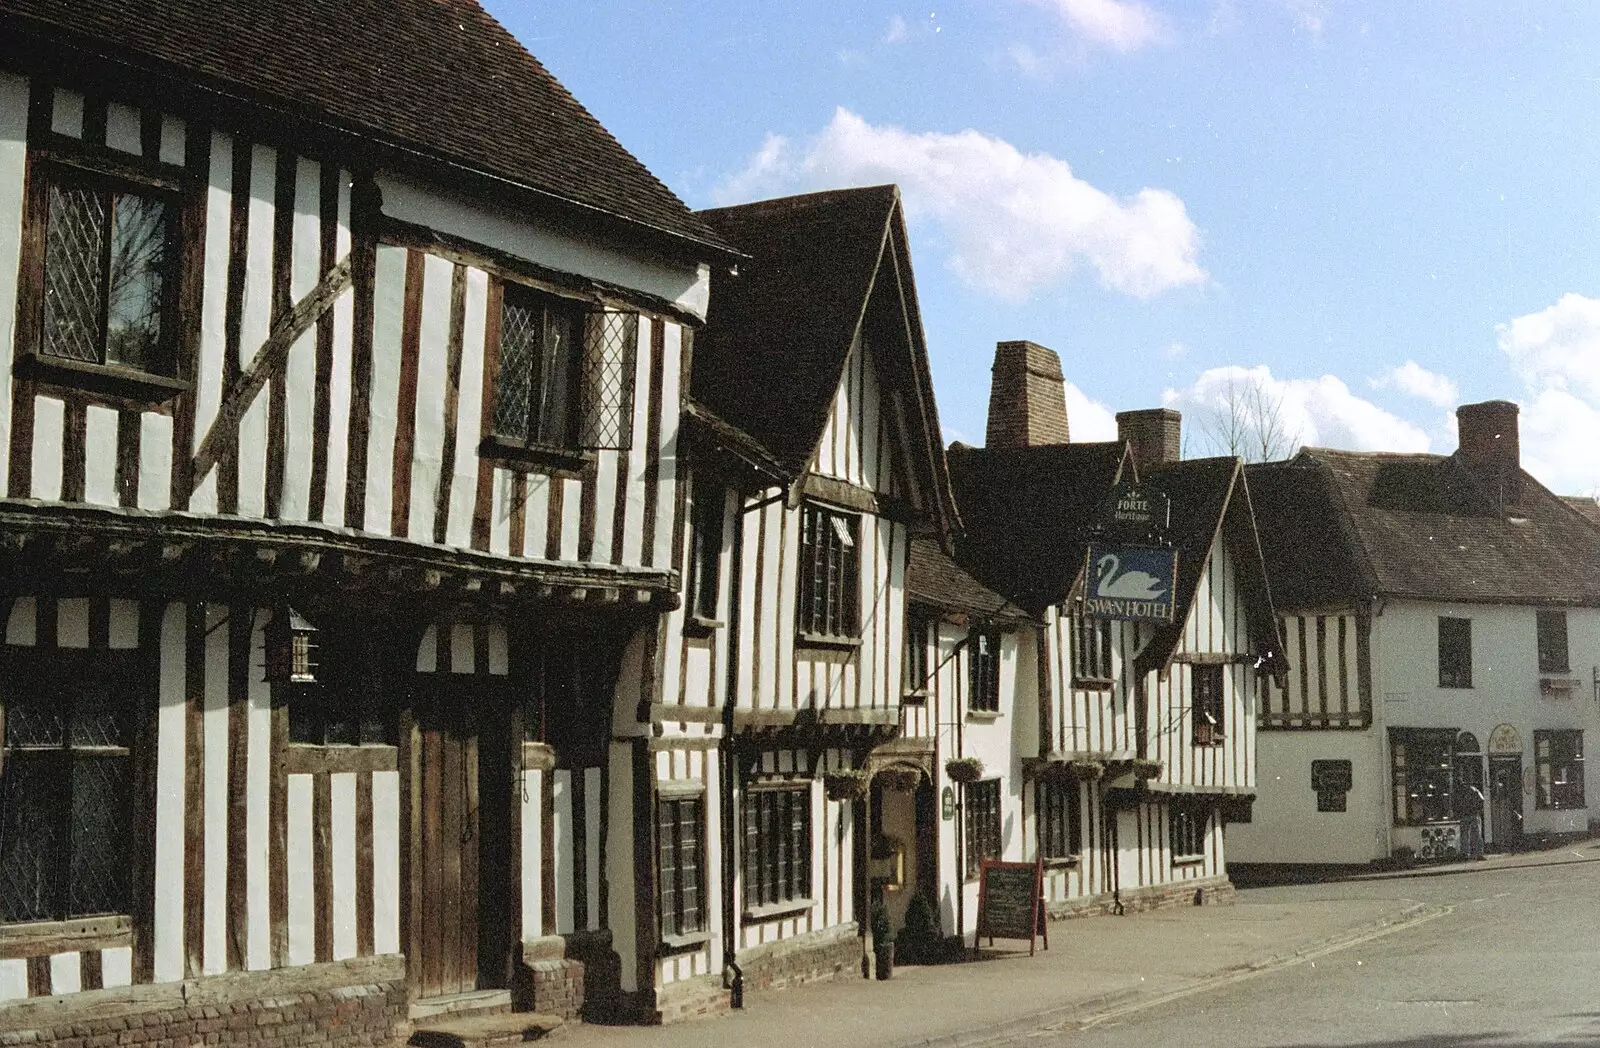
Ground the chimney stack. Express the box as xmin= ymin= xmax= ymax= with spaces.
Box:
xmin=1117 ymin=408 xmax=1182 ymax=473
xmin=986 ymin=340 xmax=1070 ymax=448
xmin=1455 ymin=399 xmax=1521 ymax=505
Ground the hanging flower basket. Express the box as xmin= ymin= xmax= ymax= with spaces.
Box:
xmin=945 ymin=757 xmax=985 ymax=784
xmin=824 ymin=769 xmax=870 ymax=801
xmin=877 ymin=767 xmax=921 ymax=793
xmin=1069 ymin=759 xmax=1105 ymax=781
xmin=1132 ymin=758 xmax=1163 ymax=781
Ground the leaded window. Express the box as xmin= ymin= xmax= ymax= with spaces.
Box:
xmin=492 ymin=284 xmax=637 ymax=454
xmin=657 ymin=795 xmax=705 ymax=939
xmin=969 ymin=629 xmax=1001 ymax=713
xmin=904 ymin=607 xmax=931 ymax=699
xmin=287 ymin=629 xmax=394 ymax=747
xmin=0 ymin=650 xmax=135 ymax=923
xmin=1535 ymin=730 xmax=1584 ymax=810
xmin=964 ymin=778 xmax=1002 ymax=878
xmin=1169 ymin=798 xmax=1208 ymax=860
xmin=38 ymin=167 xmax=176 ymax=375
xmin=743 ymin=784 xmax=812 ymax=912
xmin=1040 ymin=779 xmax=1081 ymax=859
xmin=797 ymin=503 xmax=859 ymax=639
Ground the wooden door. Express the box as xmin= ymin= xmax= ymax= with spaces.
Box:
xmin=407 ymin=691 xmax=480 ymax=999
xmin=1488 ymin=756 xmax=1522 ymax=850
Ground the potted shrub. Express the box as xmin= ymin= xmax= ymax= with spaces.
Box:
xmin=871 ymin=902 xmax=895 ymax=980
xmin=897 ymin=891 xmax=940 ymax=965
xmin=824 ymin=769 xmax=869 ymax=801
xmin=945 ymin=756 xmax=985 ymax=784
xmin=1132 ymin=757 xmax=1163 ymax=781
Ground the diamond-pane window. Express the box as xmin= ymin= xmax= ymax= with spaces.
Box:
xmin=1 ymin=653 xmax=135 ymax=923
xmin=491 ymin=283 xmax=637 ymax=454
xmin=39 ymin=170 xmax=174 ymax=375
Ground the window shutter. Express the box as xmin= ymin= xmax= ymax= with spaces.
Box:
xmin=577 ymin=309 xmax=639 ymax=450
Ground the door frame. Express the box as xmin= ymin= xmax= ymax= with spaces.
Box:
xmin=1487 ymin=754 xmax=1523 ymax=850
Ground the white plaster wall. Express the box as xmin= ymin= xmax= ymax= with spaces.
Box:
xmin=375 ymin=173 xmax=710 ymax=319
xmin=1227 ymin=728 xmax=1387 ymax=864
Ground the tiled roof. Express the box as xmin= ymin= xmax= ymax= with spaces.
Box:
xmin=696 ymin=187 xmax=900 ymax=473
xmin=695 ymin=186 xmax=957 ymax=535
xmin=906 ymin=538 xmax=1032 ymax=625
xmin=1245 ymin=458 xmax=1369 ymax=610
xmin=946 ymin=441 xmax=1129 ymax=613
xmin=1254 ymin=448 xmax=1600 ymax=607
xmin=0 ymin=0 xmax=728 ymax=253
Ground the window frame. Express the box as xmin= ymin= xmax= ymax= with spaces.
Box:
xmin=1437 ymin=616 xmax=1473 ymax=689
xmin=903 ymin=606 xmax=931 ymax=701
xmin=286 ymin=627 xmax=395 ymax=750
xmin=741 ymin=781 xmax=813 ymax=918
xmin=0 ymin=646 xmax=140 ymax=926
xmin=1072 ymin=611 xmax=1113 ymax=686
xmin=18 ymin=150 xmax=195 ymax=405
xmin=481 ymin=281 xmax=638 ymax=470
xmin=1389 ymin=728 xmax=1457 ymax=826
xmin=686 ymin=482 xmax=724 ymax=628
xmin=1537 ymin=610 xmax=1570 ymax=675
xmin=1169 ymin=798 xmax=1208 ymax=862
xmin=968 ymin=628 xmax=1002 ymax=714
xmin=963 ymin=778 xmax=1003 ymax=880
xmin=657 ymin=794 xmax=707 ymax=945
xmin=1191 ymin=664 xmax=1225 ymax=746
xmin=1039 ymin=778 xmax=1081 ymax=860
xmin=1534 ymin=730 xmax=1584 ymax=811
xmin=796 ymin=502 xmax=861 ymax=643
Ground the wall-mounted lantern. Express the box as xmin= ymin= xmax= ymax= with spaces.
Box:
xmin=263 ymin=606 xmax=318 ymax=684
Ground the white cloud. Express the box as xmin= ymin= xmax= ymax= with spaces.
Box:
xmin=1495 ymin=293 xmax=1600 ymax=494
xmin=1370 ymin=360 xmax=1458 ymax=408
xmin=1025 ymin=0 xmax=1167 ymax=52
xmin=714 ymin=108 xmax=1205 ymax=301
xmin=1064 ymin=380 xmax=1120 ymax=441
xmin=885 ymin=14 xmax=909 ymax=43
xmin=1164 ymin=364 xmax=1431 ymax=459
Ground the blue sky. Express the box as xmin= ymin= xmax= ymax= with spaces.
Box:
xmin=485 ymin=1 xmax=1600 ymax=494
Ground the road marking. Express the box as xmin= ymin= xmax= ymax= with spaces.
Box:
xmin=1059 ymin=906 xmax=1453 ymax=1037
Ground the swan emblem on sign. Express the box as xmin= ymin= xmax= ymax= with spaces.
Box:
xmin=1094 ymin=553 xmax=1169 ymax=600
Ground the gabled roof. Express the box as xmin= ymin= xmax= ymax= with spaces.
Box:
xmin=695 ymin=186 xmax=955 ymax=535
xmin=1136 ymin=457 xmax=1284 ymax=678
xmin=0 ymin=0 xmax=730 ymax=256
xmin=1249 ymin=448 xmax=1600 ymax=608
xmin=946 ymin=441 xmax=1130 ymax=614
xmin=906 ymin=538 xmax=1032 ymax=626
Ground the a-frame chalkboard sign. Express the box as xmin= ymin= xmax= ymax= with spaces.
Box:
xmin=974 ymin=858 xmax=1048 ymax=955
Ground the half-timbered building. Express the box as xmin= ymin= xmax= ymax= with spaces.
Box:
xmin=0 ymin=2 xmax=732 ymax=1043
xmin=612 ymin=185 xmax=957 ymax=1017
xmin=946 ymin=344 xmax=1282 ymax=917
xmin=1233 ymin=401 xmax=1600 ymax=868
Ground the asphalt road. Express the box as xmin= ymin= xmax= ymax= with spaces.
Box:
xmin=1018 ymin=857 xmax=1600 ymax=1048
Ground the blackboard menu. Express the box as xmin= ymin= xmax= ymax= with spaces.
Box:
xmin=975 ymin=859 xmax=1047 ymax=955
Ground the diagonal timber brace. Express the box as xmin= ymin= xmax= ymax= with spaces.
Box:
xmin=188 ymin=256 xmax=353 ymax=493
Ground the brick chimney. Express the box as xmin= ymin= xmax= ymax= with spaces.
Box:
xmin=986 ymin=340 xmax=1070 ymax=448
xmin=1117 ymin=408 xmax=1182 ymax=473
xmin=1455 ymin=399 xmax=1521 ymax=505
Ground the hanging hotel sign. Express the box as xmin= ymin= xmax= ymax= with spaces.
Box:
xmin=1083 ymin=542 xmax=1178 ymax=623
xmin=1098 ymin=482 xmax=1171 ymax=542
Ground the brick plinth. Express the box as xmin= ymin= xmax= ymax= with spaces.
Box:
xmin=0 ymin=955 xmax=405 ymax=1048
xmin=1047 ymin=876 xmax=1237 ymax=920
xmin=653 ymin=973 xmax=731 ymax=1025
xmin=735 ymin=923 xmax=862 ymax=992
